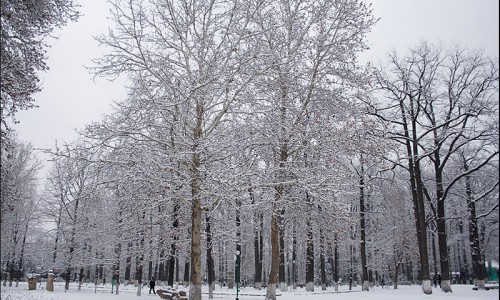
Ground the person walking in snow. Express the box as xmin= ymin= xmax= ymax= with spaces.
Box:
xmin=437 ymin=274 xmax=442 ymax=288
xmin=149 ymin=278 xmax=156 ymax=294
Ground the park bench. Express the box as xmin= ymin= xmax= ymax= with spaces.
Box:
xmin=156 ymin=288 xmax=187 ymax=300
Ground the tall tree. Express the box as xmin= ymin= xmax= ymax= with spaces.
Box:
xmin=459 ymin=150 xmax=499 ymax=289
xmin=91 ymin=1 xmax=260 ymax=298
xmin=371 ymin=42 xmax=498 ymax=293
xmin=46 ymin=143 xmax=108 ymax=291
xmin=370 ymin=46 xmax=431 ymax=295
xmin=0 ymin=0 xmax=78 ymax=141
xmin=418 ymin=43 xmax=498 ymax=292
xmin=0 ymin=136 xmax=41 ymax=283
xmin=249 ymin=1 xmax=376 ymax=298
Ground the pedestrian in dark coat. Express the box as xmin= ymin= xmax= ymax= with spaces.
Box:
xmin=437 ymin=274 xmax=442 ymax=288
xmin=149 ymin=278 xmax=156 ymax=294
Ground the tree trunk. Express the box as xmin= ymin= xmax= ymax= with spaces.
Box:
xmin=459 ymin=222 xmax=469 ymax=284
xmin=115 ymin=210 xmax=122 ymax=293
xmin=236 ymin=198 xmax=242 ymax=289
xmin=115 ymin=266 xmax=120 ymax=295
xmin=406 ymin=259 xmax=412 ymax=282
xmin=305 ymin=193 xmax=314 ymax=292
xmin=278 ymin=209 xmax=286 ymax=291
xmin=252 ymin=190 xmax=262 ymax=290
xmin=18 ymin=222 xmax=28 ymax=282
xmin=65 ymin=194 xmax=80 ymax=291
xmin=433 ymin=147 xmax=452 ymax=292
xmin=166 ymin=262 xmax=170 ymax=286
xmin=259 ymin=210 xmax=264 ymax=284
xmin=349 ymin=244 xmax=353 ymax=290
xmin=333 ymin=234 xmax=339 ymax=292
xmin=125 ymin=254 xmax=131 ymax=283
xmin=148 ymin=261 xmax=153 ymax=282
xmin=175 ymin=256 xmax=179 ymax=286
xmin=52 ymin=195 xmax=64 ymax=266
xmin=158 ymin=253 xmax=165 ymax=283
xmin=431 ymin=225 xmax=438 ymax=281
xmin=218 ymin=241 xmax=224 ymax=288
xmin=305 ymin=230 xmax=314 ymax=291
xmin=188 ymin=187 xmax=201 ymax=298
xmin=292 ymin=226 xmax=297 ymax=289
xmin=319 ymin=229 xmax=326 ymax=290
xmin=206 ymin=212 xmax=215 ymax=298
xmin=393 ymin=261 xmax=399 ymax=289
xmin=412 ymin=123 xmax=432 ymax=294
xmin=265 ymin=198 xmax=280 ymax=300
xmin=168 ymin=201 xmax=179 ymax=287
xmin=189 ymin=101 xmax=203 ymax=300
xmin=266 ymin=136 xmax=287 ymax=300
xmin=359 ymin=162 xmax=369 ymax=291
xmin=167 ymin=248 xmax=176 ymax=286
xmin=465 ymin=172 xmax=486 ymax=289
xmin=65 ymin=254 xmax=73 ymax=290
xmin=136 ymin=253 xmax=143 ymax=296
xmin=184 ymin=259 xmax=190 ymax=286
xmin=400 ymin=98 xmax=431 ymax=294
xmin=265 ymin=77 xmax=290 ymax=300
xmin=78 ymin=267 xmax=84 ymax=290
xmin=94 ymin=264 xmax=99 ymax=292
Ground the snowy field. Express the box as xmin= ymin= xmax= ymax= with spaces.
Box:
xmin=1 ymin=281 xmax=499 ymax=300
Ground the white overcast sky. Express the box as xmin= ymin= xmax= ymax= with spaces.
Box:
xmin=12 ymin=0 xmax=500 ymax=176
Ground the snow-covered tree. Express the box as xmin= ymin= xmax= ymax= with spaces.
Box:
xmin=43 ymin=142 xmax=113 ymax=291
xmin=89 ymin=1 xmax=263 ymax=298
xmin=0 ymin=0 xmax=78 ymax=142
xmin=369 ymin=41 xmax=499 ymax=294
xmin=246 ymin=0 xmax=376 ymax=298
xmin=0 ymin=136 xmax=41 ymax=285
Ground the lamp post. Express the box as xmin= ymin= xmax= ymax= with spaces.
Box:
xmin=235 ymin=250 xmax=241 ymax=300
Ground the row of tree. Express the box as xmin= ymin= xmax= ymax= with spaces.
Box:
xmin=1 ymin=1 xmax=498 ymax=300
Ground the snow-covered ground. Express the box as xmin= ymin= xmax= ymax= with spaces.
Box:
xmin=1 ymin=281 xmax=499 ymax=300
